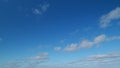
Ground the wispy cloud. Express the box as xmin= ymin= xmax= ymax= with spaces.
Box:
xmin=69 ymin=52 xmax=120 ymax=64
xmin=106 ymin=36 xmax=120 ymax=41
xmin=1 ymin=52 xmax=49 ymax=68
xmin=33 ymin=2 xmax=50 ymax=15
xmin=94 ymin=34 xmax=106 ymax=44
xmin=30 ymin=52 xmax=49 ymax=61
xmin=100 ymin=7 xmax=120 ymax=28
xmin=54 ymin=47 xmax=61 ymax=51
xmin=54 ymin=34 xmax=120 ymax=52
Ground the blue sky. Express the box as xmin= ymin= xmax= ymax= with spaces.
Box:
xmin=0 ymin=0 xmax=120 ymax=68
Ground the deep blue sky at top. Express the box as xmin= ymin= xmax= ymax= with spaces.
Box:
xmin=0 ymin=0 xmax=120 ymax=64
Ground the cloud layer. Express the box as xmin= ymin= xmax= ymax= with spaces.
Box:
xmin=1 ymin=52 xmax=49 ymax=68
xmin=69 ymin=52 xmax=120 ymax=64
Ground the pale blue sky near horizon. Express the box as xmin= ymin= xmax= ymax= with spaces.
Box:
xmin=0 ymin=0 xmax=120 ymax=68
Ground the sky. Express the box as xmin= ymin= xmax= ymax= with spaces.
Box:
xmin=0 ymin=0 xmax=120 ymax=68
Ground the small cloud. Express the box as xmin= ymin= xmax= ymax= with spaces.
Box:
xmin=33 ymin=2 xmax=50 ymax=15
xmin=41 ymin=3 xmax=50 ymax=12
xmin=94 ymin=34 xmax=106 ymax=44
xmin=33 ymin=9 xmax=42 ymax=15
xmin=30 ymin=52 xmax=49 ymax=61
xmin=79 ymin=40 xmax=93 ymax=48
xmin=64 ymin=43 xmax=78 ymax=52
xmin=54 ymin=47 xmax=61 ymax=51
xmin=100 ymin=7 xmax=120 ymax=28
xmin=106 ymin=36 xmax=120 ymax=41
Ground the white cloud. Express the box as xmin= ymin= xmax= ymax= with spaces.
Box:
xmin=41 ymin=3 xmax=50 ymax=12
xmin=94 ymin=34 xmax=106 ymax=44
xmin=33 ymin=3 xmax=50 ymax=15
xmin=106 ymin=36 xmax=120 ymax=41
xmin=33 ymin=9 xmax=42 ymax=15
xmin=59 ymin=34 xmax=106 ymax=52
xmin=54 ymin=34 xmax=120 ymax=52
xmin=54 ymin=47 xmax=61 ymax=51
xmin=88 ymin=53 xmax=120 ymax=60
xmin=79 ymin=40 xmax=93 ymax=48
xmin=1 ymin=52 xmax=49 ymax=68
xmin=30 ymin=52 xmax=49 ymax=61
xmin=100 ymin=7 xmax=120 ymax=28
xmin=64 ymin=43 xmax=78 ymax=52
xmin=69 ymin=52 xmax=120 ymax=64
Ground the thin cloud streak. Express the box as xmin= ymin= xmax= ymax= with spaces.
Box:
xmin=100 ymin=7 xmax=120 ymax=28
xmin=69 ymin=52 xmax=120 ymax=64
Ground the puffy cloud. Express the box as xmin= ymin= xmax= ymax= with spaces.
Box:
xmin=79 ymin=40 xmax=93 ymax=48
xmin=64 ymin=43 xmax=78 ymax=52
xmin=100 ymin=7 xmax=120 ymax=28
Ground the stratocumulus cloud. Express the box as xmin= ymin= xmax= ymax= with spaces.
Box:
xmin=54 ymin=34 xmax=120 ymax=52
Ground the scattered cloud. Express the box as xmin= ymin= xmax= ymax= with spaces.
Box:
xmin=33 ymin=9 xmax=42 ymax=15
xmin=69 ymin=52 xmax=120 ymax=64
xmin=79 ymin=40 xmax=93 ymax=48
xmin=54 ymin=47 xmax=61 ymax=51
xmin=94 ymin=34 xmax=106 ymax=44
xmin=64 ymin=43 xmax=78 ymax=52
xmin=100 ymin=7 xmax=120 ymax=28
xmin=30 ymin=52 xmax=49 ymax=61
xmin=106 ymin=36 xmax=120 ymax=41
xmin=33 ymin=2 xmax=50 ymax=15
xmin=54 ymin=34 xmax=120 ymax=52
xmin=1 ymin=52 xmax=49 ymax=68
xmin=87 ymin=53 xmax=120 ymax=60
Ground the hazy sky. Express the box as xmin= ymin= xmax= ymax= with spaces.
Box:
xmin=0 ymin=0 xmax=120 ymax=68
